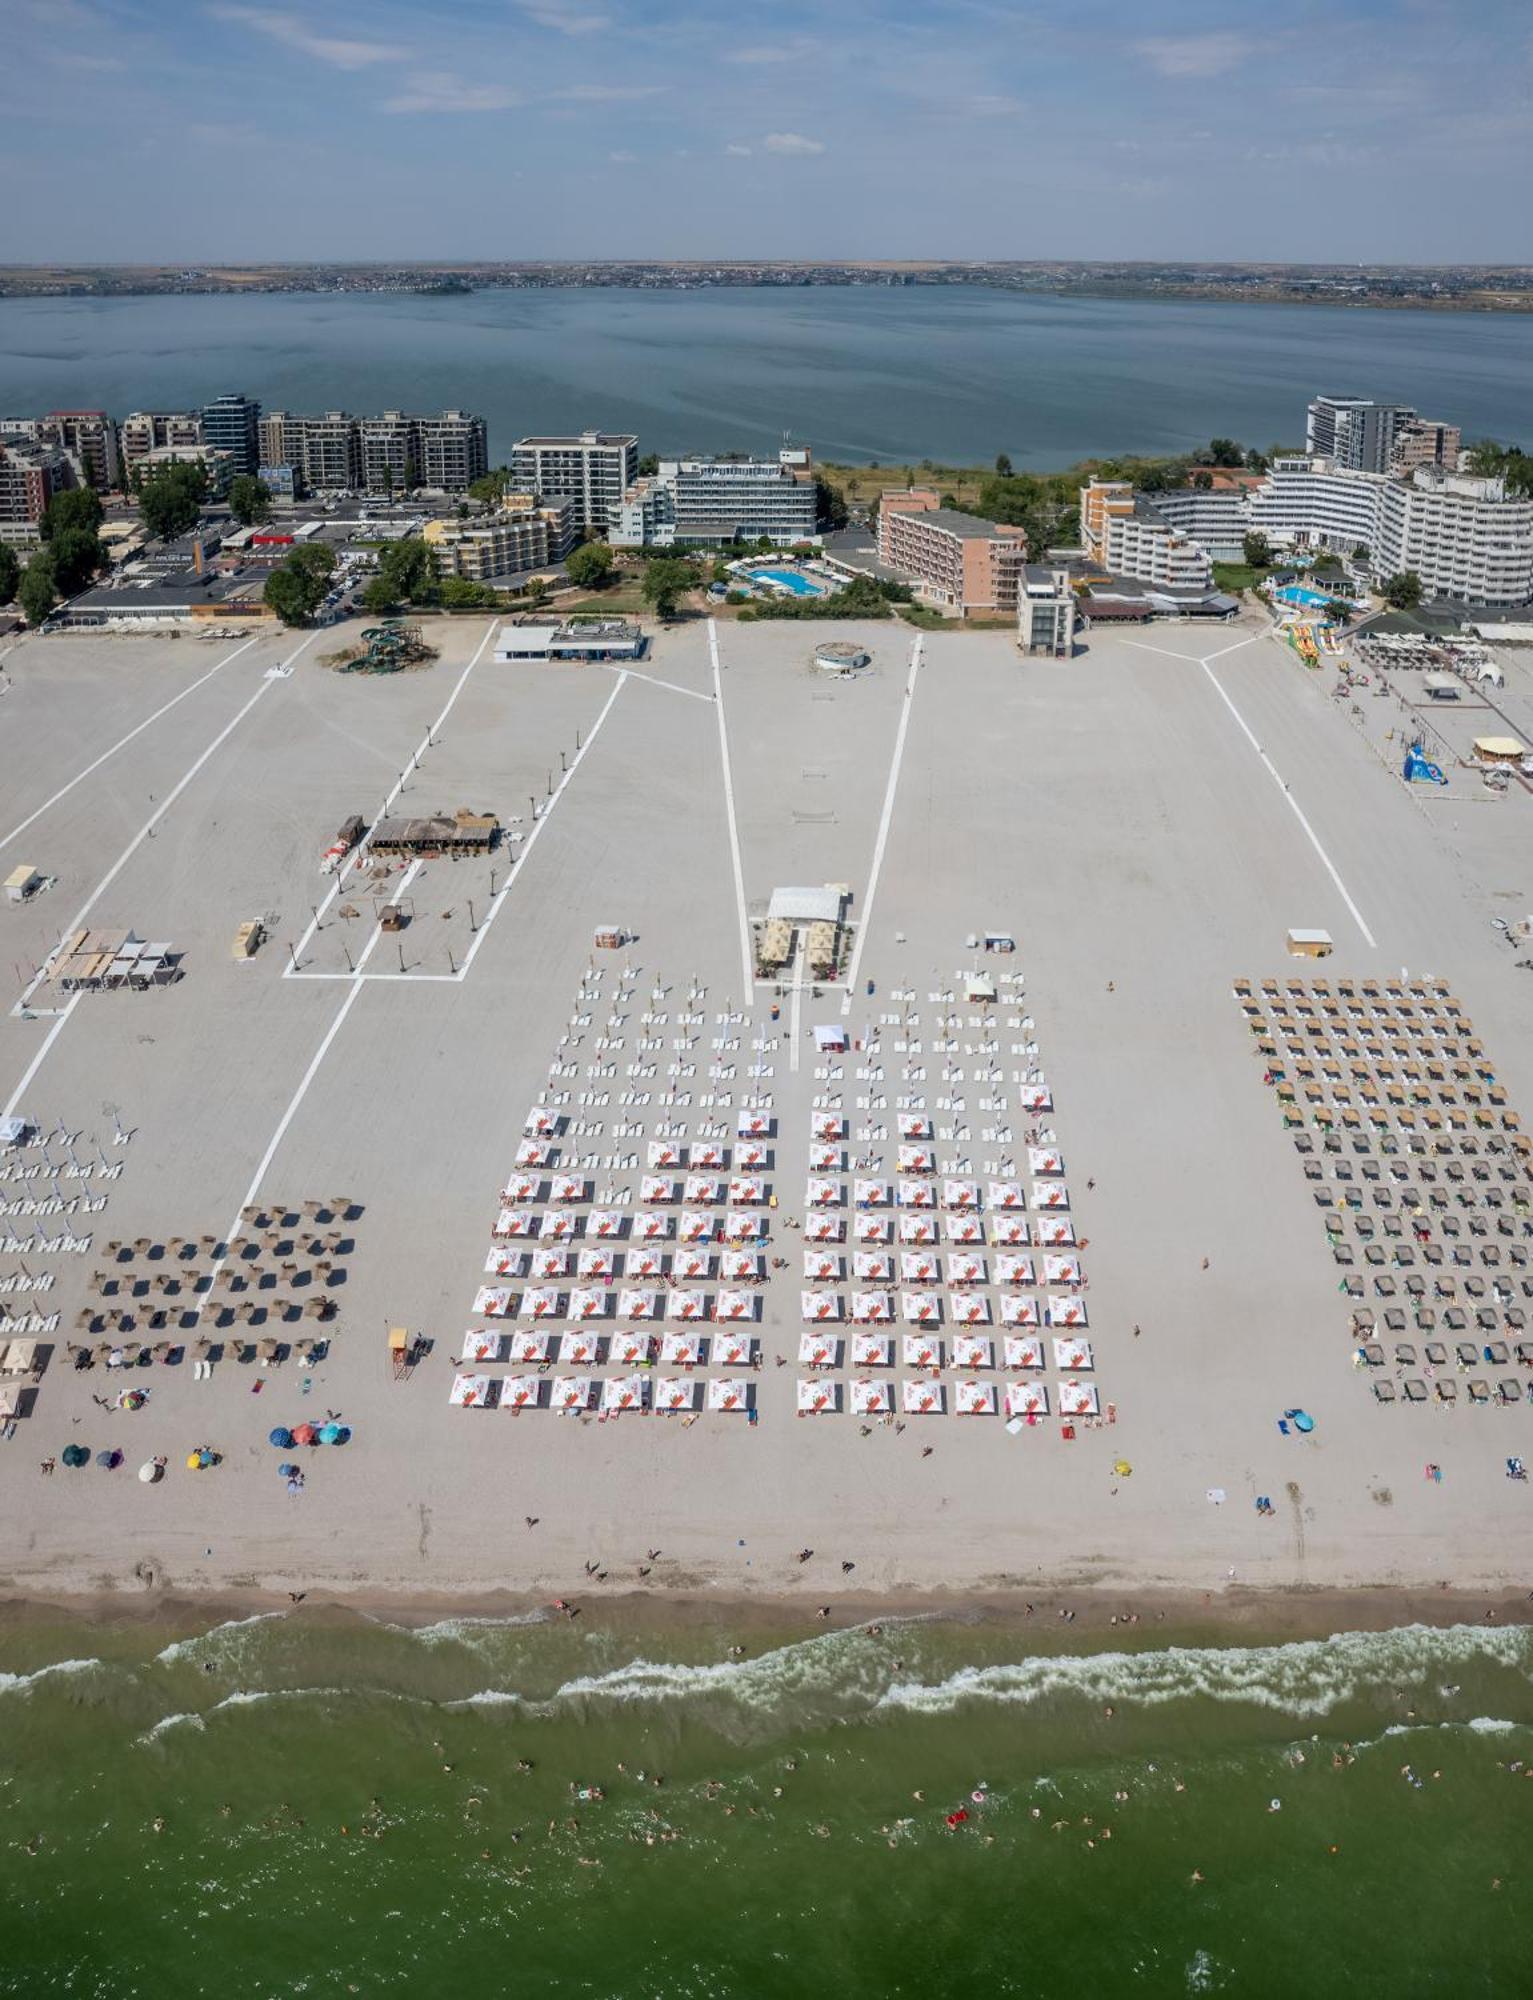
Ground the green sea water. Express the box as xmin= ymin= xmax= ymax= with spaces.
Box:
xmin=3 ymin=1607 xmax=1532 ymax=1996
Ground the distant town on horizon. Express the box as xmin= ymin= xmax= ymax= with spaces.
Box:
xmin=4 ymin=259 xmax=1533 ymax=311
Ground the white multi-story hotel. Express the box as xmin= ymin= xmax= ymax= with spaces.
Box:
xmin=510 ymin=432 xmax=638 ymax=537
xmin=1249 ymin=459 xmax=1533 ymax=605
xmin=611 ymin=453 xmax=818 ymax=547
xmin=1079 ymin=481 xmax=1214 ymax=590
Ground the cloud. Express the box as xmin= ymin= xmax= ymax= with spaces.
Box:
xmin=725 ymin=143 xmax=753 ymax=157
xmin=762 ymin=131 xmax=825 ymax=156
xmin=1136 ymin=32 xmax=1254 ymax=78
xmin=382 ymin=71 xmax=521 ymax=113
xmin=209 ymin=4 xmax=407 ymax=69
xmin=608 ymin=149 xmax=638 ymax=163
xmin=556 ymin=83 xmax=666 ymax=101
xmin=520 ymin=0 xmax=610 ymax=34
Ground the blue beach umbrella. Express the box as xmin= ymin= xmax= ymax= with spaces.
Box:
xmin=277 ymin=1462 xmax=300 ymax=1478
xmin=268 ymin=1427 xmax=294 ymax=1449
xmin=318 ymin=1423 xmax=346 ymax=1445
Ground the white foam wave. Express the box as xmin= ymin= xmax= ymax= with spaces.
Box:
xmin=155 ymin=1612 xmax=283 ymax=1666
xmin=1465 ymin=1715 xmax=1520 ymax=1733
xmin=384 ymin=1612 xmax=551 ymax=1647
xmin=881 ymin=1625 xmax=1533 ymax=1720
xmin=0 ymin=1657 xmax=101 ymax=1698
xmin=135 ymin=1710 xmax=206 ymax=1746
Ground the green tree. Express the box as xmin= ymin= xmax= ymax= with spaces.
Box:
xmin=1207 ymin=438 xmax=1244 ymax=468
xmin=1324 ymin=599 xmax=1353 ymax=625
xmin=468 ymin=466 xmax=513 ymax=504
xmin=18 ymin=551 xmax=57 ymax=626
xmin=1242 ymin=530 xmax=1272 ymax=569
xmin=439 ymin=573 xmax=499 ymax=608
xmin=361 ymin=575 xmax=398 ymax=615
xmin=641 ymin=557 xmax=697 ymax=621
xmin=1192 ymin=470 xmax=1213 ymax=489
xmin=376 ymin=537 xmax=439 ymax=605
xmin=227 ymin=473 xmax=271 ymax=527
xmin=1244 ymin=448 xmax=1269 ymax=473
xmin=994 ymin=453 xmax=1013 ymax=477
xmin=0 ymin=544 xmax=19 ymax=605
xmin=1351 ymin=543 xmax=1370 ymax=565
xmin=565 ymin=541 xmax=615 ymax=590
xmin=637 ymin=453 xmax=660 ymax=478
xmin=40 ymin=486 xmax=104 ymax=541
xmin=813 ymin=474 xmax=848 ymax=531
xmin=48 ymin=526 xmax=103 ymax=595
xmin=139 ymin=461 xmax=207 ymax=539
xmin=1383 ymin=571 xmax=1423 ymax=610
xmin=264 ymin=543 xmax=337 ymax=626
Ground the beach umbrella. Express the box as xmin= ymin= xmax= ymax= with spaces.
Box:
xmin=318 ymin=1422 xmax=345 ymax=1444
xmin=291 ymin=1422 xmax=319 ymax=1446
xmin=95 ymin=1448 xmax=123 ymax=1469
xmin=186 ymin=1451 xmax=203 ymax=1470
xmin=277 ymin=1461 xmax=300 ymax=1478
xmin=62 ymin=1444 xmax=91 ymax=1468
xmin=138 ymin=1461 xmax=162 ymax=1483
xmin=268 ymin=1427 xmax=294 ymax=1449
xmin=120 ymin=1388 xmax=147 ymax=1411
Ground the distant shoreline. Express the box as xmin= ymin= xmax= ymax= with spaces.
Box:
xmin=3 ymin=265 xmax=1533 ymax=314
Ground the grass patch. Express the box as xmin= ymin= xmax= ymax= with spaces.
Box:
xmin=898 ymin=604 xmax=960 ymax=630
xmin=1211 ymin=562 xmax=1273 ymax=595
xmin=821 ymin=461 xmax=992 ymax=513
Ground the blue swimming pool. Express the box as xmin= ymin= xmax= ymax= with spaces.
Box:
xmin=747 ymin=567 xmax=824 ymax=597
xmin=1274 ymin=583 xmax=1332 ymax=609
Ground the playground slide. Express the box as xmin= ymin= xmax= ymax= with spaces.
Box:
xmin=1402 ymin=744 xmax=1448 ymax=785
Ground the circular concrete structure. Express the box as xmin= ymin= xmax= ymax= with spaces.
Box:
xmin=812 ymin=641 xmax=871 ymax=676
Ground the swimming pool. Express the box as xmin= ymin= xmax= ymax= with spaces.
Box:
xmin=747 ymin=568 xmax=824 ymax=597
xmin=1274 ymin=583 xmax=1333 ymax=609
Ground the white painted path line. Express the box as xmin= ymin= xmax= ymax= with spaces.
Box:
xmin=604 ymin=663 xmax=714 ymax=705
xmin=206 ymin=981 xmax=366 ymax=1291
xmin=456 ymin=669 xmax=628 ymax=981
xmin=1125 ymin=632 xmax=1377 ymax=948
xmin=843 ymin=633 xmax=922 ymax=1001
xmin=3 ymin=993 xmax=81 ymax=1121
xmin=788 ymin=934 xmax=804 ymax=1073
xmin=18 ymin=633 xmax=317 ymax=1011
xmin=0 ymin=635 xmax=261 ymax=856
xmin=284 ymin=618 xmax=498 ymax=974
xmin=709 ymin=620 xmax=755 ymax=1001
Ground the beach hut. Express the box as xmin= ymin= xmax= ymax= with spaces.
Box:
xmin=798 ymin=1331 xmax=841 ymax=1368
xmin=1003 ymin=1333 xmax=1045 ymax=1370
xmin=684 ymin=1174 xmax=722 ymax=1204
xmin=796 ymin=1378 xmax=840 ymax=1416
xmin=670 ymin=1290 xmax=708 ymax=1323
xmin=714 ymin=1290 xmax=754 ymax=1322
xmin=1001 ymin=1295 xmax=1041 ymax=1329
xmin=854 ymin=1213 xmax=891 ymax=1242
xmin=802 ymin=1249 xmax=840 ymax=1282
xmin=449 ymin=1371 xmax=495 ymax=1408
xmin=1052 ymin=1335 xmax=1095 ymax=1371
xmin=530 ymin=1248 xmax=570 ymax=1279
xmin=612 ymin=1331 xmax=654 ymax=1366
xmin=902 ymin=1380 xmax=946 ymax=1416
xmin=902 ymin=1293 xmax=942 ymax=1329
xmin=601 ymin=1375 xmax=649 ymax=1413
xmin=805 ymin=1177 xmax=841 ymax=1209
xmin=577 ymin=1248 xmax=615 ymax=1282
xmin=521 ymin=1287 xmax=560 ymax=1320
xmin=1058 ymin=1380 xmax=1100 ymax=1417
xmin=624 ymin=1249 xmax=662 ymax=1280
xmin=510 ymin=1329 xmax=552 ymax=1364
xmin=461 ymin=1329 xmax=505 ymax=1364
xmin=951 ymin=1293 xmax=991 ymax=1326
xmin=500 ymin=1375 xmax=544 ymax=1411
xmin=854 ymin=1251 xmax=893 ymax=1282
xmin=714 ymin=1333 xmax=755 ymax=1368
xmin=660 ymin=1330 xmax=705 ymax=1366
xmin=589 ymin=1210 xmax=624 ymax=1240
xmin=854 ymin=1179 xmax=892 ymax=1207
xmin=655 ymin=1377 xmax=699 ymax=1412
xmin=473 ymin=1285 xmax=515 ymax=1318
xmin=483 ymin=1247 xmax=526 ymax=1278
xmin=678 ymin=1211 xmax=715 ymax=1244
xmin=850 ymin=1378 xmax=894 ymax=1416
xmin=555 ymin=1376 xmax=595 ymax=1412
xmin=648 ymin=1140 xmax=686 ymax=1169
xmin=558 ymin=1330 xmax=601 ymax=1365
xmin=800 ymin=1290 xmax=841 ymax=1323
xmin=707 ymin=1378 xmax=753 ymax=1413
xmin=956 ymin=1380 xmax=997 ymax=1416
xmin=1004 ymin=1381 xmax=1049 ymax=1418
xmin=1046 ymin=1295 xmax=1088 ymax=1328
xmin=852 ymin=1331 xmax=893 ymax=1368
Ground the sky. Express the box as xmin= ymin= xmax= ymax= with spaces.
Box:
xmin=4 ymin=0 xmax=1531 ymax=264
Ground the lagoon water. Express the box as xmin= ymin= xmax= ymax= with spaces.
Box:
xmin=4 ymin=1604 xmax=1533 ymax=1993
xmin=3 ymin=287 xmax=1533 ymax=469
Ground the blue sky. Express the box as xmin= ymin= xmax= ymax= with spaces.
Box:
xmin=6 ymin=0 xmax=1530 ymax=262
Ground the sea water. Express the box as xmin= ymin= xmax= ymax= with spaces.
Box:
xmin=2 ymin=1605 xmax=1531 ymax=1994
xmin=3 ymin=287 xmax=1533 ymax=469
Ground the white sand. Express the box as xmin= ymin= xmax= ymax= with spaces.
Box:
xmin=2 ymin=609 xmax=1532 ymax=1606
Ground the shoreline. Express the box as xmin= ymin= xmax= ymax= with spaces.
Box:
xmin=4 ymin=1578 xmax=1531 ymax=1648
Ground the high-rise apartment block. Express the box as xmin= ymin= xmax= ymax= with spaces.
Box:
xmin=0 ymin=439 xmax=77 ymax=541
xmin=611 ymin=451 xmax=816 ymax=547
xmin=256 ymin=408 xmax=485 ymax=494
xmin=511 ymin=432 xmax=638 ymax=536
xmin=121 ymin=410 xmax=203 ymax=474
xmin=201 ymin=393 xmax=262 ymax=476
xmin=1304 ymin=396 xmax=1416 ymax=474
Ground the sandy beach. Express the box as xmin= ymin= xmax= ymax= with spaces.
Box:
xmin=3 ymin=608 xmax=1533 ymax=1613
